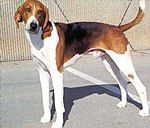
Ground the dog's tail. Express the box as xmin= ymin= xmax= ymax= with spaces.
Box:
xmin=118 ymin=0 xmax=145 ymax=32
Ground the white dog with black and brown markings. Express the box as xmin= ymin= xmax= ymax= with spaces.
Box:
xmin=14 ymin=0 xmax=149 ymax=127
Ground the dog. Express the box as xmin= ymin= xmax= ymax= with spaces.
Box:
xmin=14 ymin=0 xmax=149 ymax=127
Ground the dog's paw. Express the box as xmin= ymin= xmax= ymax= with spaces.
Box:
xmin=117 ymin=101 xmax=127 ymax=108
xmin=51 ymin=120 xmax=63 ymax=128
xmin=139 ymin=109 xmax=149 ymax=117
xmin=41 ymin=115 xmax=50 ymax=123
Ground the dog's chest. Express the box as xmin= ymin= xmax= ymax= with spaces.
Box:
xmin=31 ymin=37 xmax=58 ymax=70
xmin=25 ymin=23 xmax=59 ymax=70
xmin=32 ymin=45 xmax=51 ymax=70
xmin=26 ymin=37 xmax=58 ymax=71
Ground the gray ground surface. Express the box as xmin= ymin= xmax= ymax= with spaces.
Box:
xmin=0 ymin=50 xmax=150 ymax=128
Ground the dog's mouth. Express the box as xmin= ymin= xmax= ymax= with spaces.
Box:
xmin=25 ymin=27 xmax=40 ymax=34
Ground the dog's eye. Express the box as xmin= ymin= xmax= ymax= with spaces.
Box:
xmin=37 ymin=11 xmax=42 ymax=15
xmin=25 ymin=8 xmax=31 ymax=13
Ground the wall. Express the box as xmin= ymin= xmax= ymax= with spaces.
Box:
xmin=1 ymin=0 xmax=150 ymax=61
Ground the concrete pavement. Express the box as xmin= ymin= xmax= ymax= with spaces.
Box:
xmin=1 ymin=50 xmax=150 ymax=128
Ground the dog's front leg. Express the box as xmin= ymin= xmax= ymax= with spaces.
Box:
xmin=38 ymin=66 xmax=51 ymax=123
xmin=51 ymin=70 xmax=64 ymax=128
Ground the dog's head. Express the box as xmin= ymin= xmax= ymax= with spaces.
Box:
xmin=14 ymin=0 xmax=49 ymax=34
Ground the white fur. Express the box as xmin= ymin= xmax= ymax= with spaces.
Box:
xmin=64 ymin=50 xmax=106 ymax=68
xmin=25 ymin=21 xmax=64 ymax=127
xmin=92 ymin=51 xmax=101 ymax=59
xmin=38 ymin=66 xmax=50 ymax=123
xmin=23 ymin=2 xmax=148 ymax=126
xmin=92 ymin=51 xmax=105 ymax=59
xmin=139 ymin=0 xmax=145 ymax=10
xmin=105 ymin=45 xmax=149 ymax=116
xmin=101 ymin=54 xmax=128 ymax=108
xmin=25 ymin=16 xmax=39 ymax=31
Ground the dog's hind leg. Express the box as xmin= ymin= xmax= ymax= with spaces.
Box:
xmin=105 ymin=46 xmax=149 ymax=117
xmin=101 ymin=54 xmax=128 ymax=108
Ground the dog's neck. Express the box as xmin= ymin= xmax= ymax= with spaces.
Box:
xmin=25 ymin=28 xmax=43 ymax=50
xmin=41 ymin=21 xmax=53 ymax=40
xmin=25 ymin=21 xmax=53 ymax=51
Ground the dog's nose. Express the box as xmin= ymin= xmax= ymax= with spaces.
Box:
xmin=30 ymin=22 xmax=37 ymax=30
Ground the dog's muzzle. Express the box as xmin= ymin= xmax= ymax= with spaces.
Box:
xmin=25 ymin=16 xmax=39 ymax=34
xmin=30 ymin=22 xmax=38 ymax=31
xmin=29 ymin=22 xmax=39 ymax=34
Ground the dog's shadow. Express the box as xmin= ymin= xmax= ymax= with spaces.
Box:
xmin=50 ymin=84 xmax=142 ymax=126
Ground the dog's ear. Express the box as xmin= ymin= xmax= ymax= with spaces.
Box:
xmin=14 ymin=5 xmax=24 ymax=29
xmin=43 ymin=6 xmax=49 ymax=30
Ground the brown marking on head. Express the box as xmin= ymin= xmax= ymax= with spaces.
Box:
xmin=128 ymin=74 xmax=134 ymax=79
xmin=14 ymin=0 xmax=49 ymax=29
